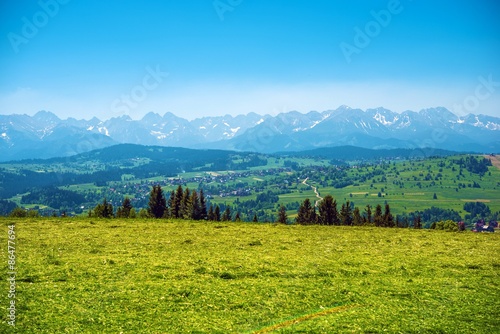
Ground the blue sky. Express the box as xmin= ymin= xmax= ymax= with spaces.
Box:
xmin=1 ymin=0 xmax=499 ymax=120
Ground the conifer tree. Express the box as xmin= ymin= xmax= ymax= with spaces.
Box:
xmin=332 ymin=199 xmax=340 ymax=225
xmin=222 ymin=206 xmax=231 ymax=221
xmin=296 ymin=198 xmax=315 ymax=225
xmin=103 ymin=198 xmax=114 ymax=218
xmin=278 ymin=205 xmax=288 ymax=224
xmin=171 ymin=185 xmax=183 ymax=219
xmin=207 ymin=204 xmax=215 ymax=221
xmin=234 ymin=211 xmax=241 ymax=222
xmin=414 ymin=215 xmax=422 ymax=229
xmin=383 ymin=203 xmax=394 ymax=227
xmin=353 ymin=207 xmax=363 ymax=226
xmin=148 ymin=185 xmax=166 ymax=219
xmin=190 ymin=190 xmax=201 ymax=220
xmin=94 ymin=198 xmax=114 ymax=218
xmin=318 ymin=195 xmax=337 ymax=225
xmin=166 ymin=190 xmax=175 ymax=218
xmin=373 ymin=204 xmax=383 ymax=227
xmin=181 ymin=188 xmax=191 ymax=219
xmin=395 ymin=215 xmax=401 ymax=228
xmin=364 ymin=204 xmax=372 ymax=225
xmin=117 ymin=197 xmax=133 ymax=218
xmin=199 ymin=189 xmax=208 ymax=220
xmin=214 ymin=205 xmax=221 ymax=221
xmin=340 ymin=200 xmax=353 ymax=226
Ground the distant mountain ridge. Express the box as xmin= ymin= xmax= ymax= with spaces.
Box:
xmin=1 ymin=106 xmax=499 ymax=161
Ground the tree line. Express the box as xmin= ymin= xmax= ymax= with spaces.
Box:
xmin=10 ymin=183 xmax=495 ymax=230
xmin=89 ymin=185 xmax=245 ymax=222
xmin=291 ymin=195 xmax=406 ymax=227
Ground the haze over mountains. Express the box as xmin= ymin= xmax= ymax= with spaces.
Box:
xmin=1 ymin=106 xmax=499 ymax=161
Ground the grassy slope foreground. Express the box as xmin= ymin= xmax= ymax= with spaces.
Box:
xmin=1 ymin=219 xmax=499 ymax=333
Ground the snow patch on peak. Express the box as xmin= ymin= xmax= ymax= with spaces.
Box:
xmin=485 ymin=122 xmax=500 ymax=130
xmin=151 ymin=130 xmax=167 ymax=140
xmin=310 ymin=120 xmax=321 ymax=129
xmin=98 ymin=127 xmax=110 ymax=136
xmin=373 ymin=112 xmax=398 ymax=126
xmin=473 ymin=116 xmax=484 ymax=127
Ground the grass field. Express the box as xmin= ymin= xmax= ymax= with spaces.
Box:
xmin=1 ymin=218 xmax=499 ymax=333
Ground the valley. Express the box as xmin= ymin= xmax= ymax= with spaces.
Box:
xmin=1 ymin=144 xmax=498 ymax=228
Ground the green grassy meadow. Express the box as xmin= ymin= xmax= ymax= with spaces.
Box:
xmin=1 ymin=218 xmax=499 ymax=333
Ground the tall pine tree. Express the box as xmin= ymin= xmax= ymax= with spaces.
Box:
xmin=373 ymin=204 xmax=383 ymax=227
xmin=234 ymin=211 xmax=241 ymax=222
xmin=222 ymin=206 xmax=231 ymax=221
xmin=199 ymin=189 xmax=208 ymax=220
xmin=169 ymin=185 xmax=181 ymax=218
xmin=296 ymin=198 xmax=316 ymax=225
xmin=364 ymin=204 xmax=372 ymax=225
xmin=166 ymin=190 xmax=175 ymax=218
xmin=278 ymin=205 xmax=288 ymax=224
xmin=207 ymin=204 xmax=215 ymax=221
xmin=117 ymin=197 xmax=133 ymax=218
xmin=180 ymin=188 xmax=191 ymax=219
xmin=383 ymin=203 xmax=394 ymax=227
xmin=340 ymin=200 xmax=353 ymax=226
xmin=148 ymin=185 xmax=166 ymax=218
xmin=214 ymin=205 xmax=221 ymax=221
xmin=190 ymin=190 xmax=201 ymax=220
xmin=318 ymin=195 xmax=337 ymax=225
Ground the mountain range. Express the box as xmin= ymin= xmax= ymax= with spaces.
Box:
xmin=1 ymin=106 xmax=499 ymax=161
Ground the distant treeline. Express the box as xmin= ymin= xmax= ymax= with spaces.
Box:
xmin=0 ymin=147 xmax=267 ymax=199
xmin=21 ymin=186 xmax=86 ymax=211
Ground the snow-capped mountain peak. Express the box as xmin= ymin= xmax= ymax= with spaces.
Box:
xmin=1 ymin=106 xmax=499 ymax=161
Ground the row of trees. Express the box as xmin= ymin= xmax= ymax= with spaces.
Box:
xmin=90 ymin=186 xmax=421 ymax=228
xmin=90 ymin=185 xmax=246 ymax=222
xmin=80 ymin=185 xmax=493 ymax=230
xmin=293 ymin=195 xmax=399 ymax=227
xmin=149 ymin=185 xmax=209 ymax=219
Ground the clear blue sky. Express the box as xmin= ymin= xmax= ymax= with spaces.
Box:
xmin=1 ymin=0 xmax=499 ymax=120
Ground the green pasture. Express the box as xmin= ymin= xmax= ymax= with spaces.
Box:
xmin=1 ymin=219 xmax=498 ymax=333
